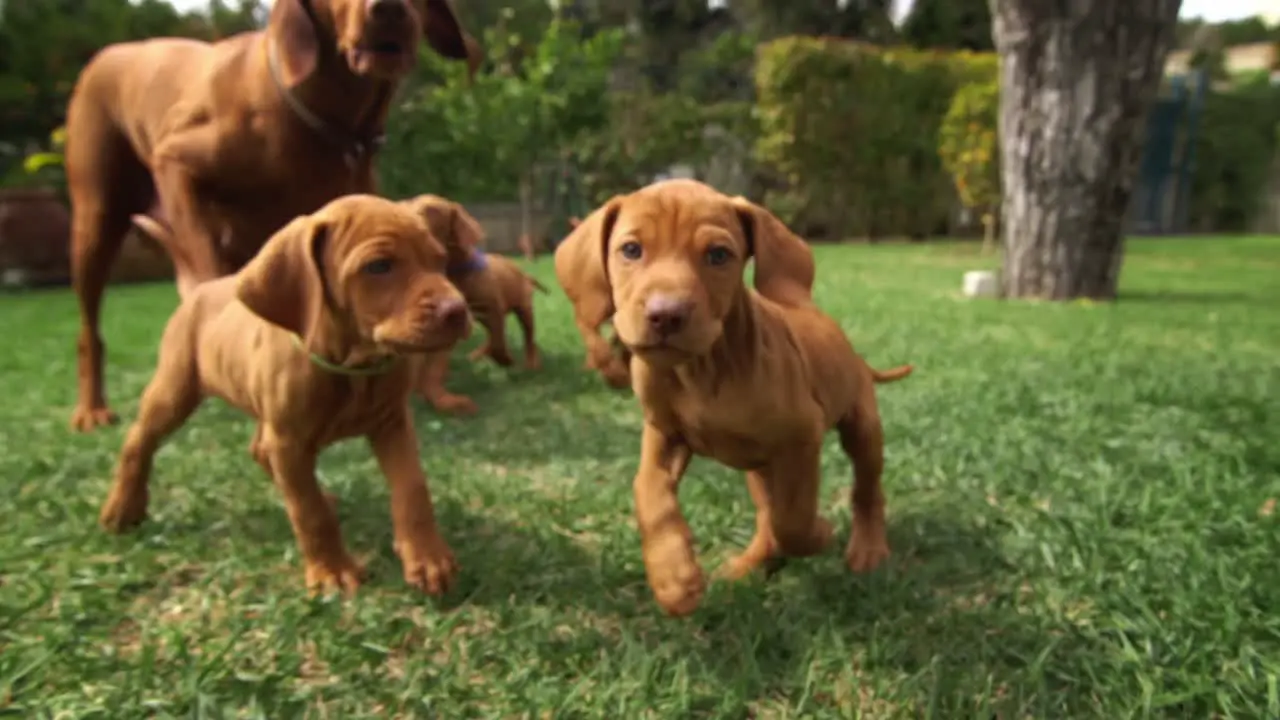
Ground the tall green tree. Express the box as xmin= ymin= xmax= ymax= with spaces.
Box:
xmin=0 ymin=0 xmax=229 ymax=179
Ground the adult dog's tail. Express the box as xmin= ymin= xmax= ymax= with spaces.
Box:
xmin=870 ymin=364 xmax=914 ymax=384
xmin=129 ymin=214 xmax=215 ymax=300
xmin=130 ymin=214 xmax=177 ymax=254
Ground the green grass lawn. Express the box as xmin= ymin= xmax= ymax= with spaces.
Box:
xmin=2 ymin=236 xmax=1278 ymax=718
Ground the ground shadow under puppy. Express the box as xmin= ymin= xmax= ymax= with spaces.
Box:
xmin=473 ymin=511 xmax=1076 ymax=714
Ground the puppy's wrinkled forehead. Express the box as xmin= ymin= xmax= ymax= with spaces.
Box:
xmin=613 ymin=186 xmax=745 ymax=253
xmin=320 ymin=195 xmax=442 ymax=262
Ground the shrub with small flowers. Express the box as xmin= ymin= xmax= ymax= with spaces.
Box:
xmin=938 ymin=79 xmax=1000 ymax=252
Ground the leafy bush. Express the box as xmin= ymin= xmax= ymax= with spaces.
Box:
xmin=378 ymin=19 xmax=625 ymax=203
xmin=1186 ymin=75 xmax=1280 ymax=232
xmin=938 ymin=78 xmax=1000 ymax=250
xmin=754 ymin=37 xmax=996 ymax=240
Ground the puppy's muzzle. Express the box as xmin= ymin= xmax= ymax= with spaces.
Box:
xmin=432 ymin=296 xmax=470 ymax=335
xmin=645 ymin=295 xmax=693 ymax=339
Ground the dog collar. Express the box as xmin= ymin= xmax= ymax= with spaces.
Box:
xmin=265 ymin=36 xmax=386 ymax=170
xmin=290 ymin=333 xmax=397 ymax=376
xmin=448 ymin=249 xmax=489 ymax=276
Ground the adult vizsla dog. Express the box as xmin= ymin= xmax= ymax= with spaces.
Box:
xmin=402 ymin=194 xmax=548 ymax=415
xmin=97 ymin=195 xmax=471 ymax=595
xmin=557 ymin=179 xmax=913 ymax=616
xmin=64 ymin=0 xmax=480 ymax=432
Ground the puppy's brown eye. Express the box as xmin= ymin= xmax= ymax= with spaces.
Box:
xmin=362 ymin=258 xmax=395 ymax=275
xmin=619 ymin=241 xmax=643 ymax=261
xmin=704 ymin=245 xmax=733 ymax=266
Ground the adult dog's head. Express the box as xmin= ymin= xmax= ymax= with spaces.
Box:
xmin=237 ymin=194 xmax=471 ymax=356
xmin=272 ymin=0 xmax=481 ymax=83
xmin=554 ymin=179 xmax=816 ymax=367
xmin=400 ymin=194 xmax=485 ymax=274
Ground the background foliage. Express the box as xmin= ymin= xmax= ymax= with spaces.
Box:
xmin=0 ymin=0 xmax=1277 ymax=242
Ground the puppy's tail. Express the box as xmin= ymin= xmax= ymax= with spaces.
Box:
xmin=524 ymin=272 xmax=550 ymax=294
xmin=870 ymin=364 xmax=914 ymax=384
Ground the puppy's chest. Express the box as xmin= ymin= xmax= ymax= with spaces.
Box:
xmin=648 ymin=389 xmax=808 ymax=470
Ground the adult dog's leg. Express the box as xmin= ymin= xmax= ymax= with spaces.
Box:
xmin=149 ymin=129 xmax=232 ymax=294
xmin=836 ymin=392 xmax=891 ymax=573
xmin=98 ymin=317 xmax=203 ymax=530
xmin=65 ymin=107 xmax=153 ymax=432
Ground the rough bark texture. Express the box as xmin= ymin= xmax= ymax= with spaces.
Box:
xmin=992 ymin=0 xmax=1182 ymax=300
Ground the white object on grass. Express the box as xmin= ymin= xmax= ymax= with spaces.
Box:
xmin=962 ymin=270 xmax=999 ymax=298
xmin=1 ymin=269 xmax=28 ymax=288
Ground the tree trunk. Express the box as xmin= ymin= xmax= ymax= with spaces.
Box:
xmin=991 ymin=0 xmax=1182 ymax=300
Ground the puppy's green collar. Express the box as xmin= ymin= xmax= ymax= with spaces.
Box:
xmin=290 ymin=333 xmax=397 ymax=376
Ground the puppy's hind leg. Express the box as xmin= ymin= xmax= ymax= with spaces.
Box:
xmin=513 ymin=304 xmax=541 ymax=370
xmin=98 ymin=319 xmax=203 ymax=531
xmin=717 ymin=470 xmax=779 ymax=580
xmin=480 ymin=308 xmax=515 ymax=367
xmin=836 ymin=393 xmax=891 ymax=573
xmin=755 ymin=446 xmax=835 ymax=561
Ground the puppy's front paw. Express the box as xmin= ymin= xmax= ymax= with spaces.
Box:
xmin=304 ymin=553 xmax=364 ymax=596
xmin=601 ymin=362 xmax=631 ymax=390
xmin=71 ymin=405 xmax=119 ymax=433
xmin=99 ymin=487 xmax=148 ymax=532
xmin=395 ymin=534 xmax=458 ymax=596
xmin=643 ymin=532 xmax=705 ymax=617
xmin=845 ymin=529 xmax=890 ymax=574
xmin=429 ymin=393 xmax=479 ymax=417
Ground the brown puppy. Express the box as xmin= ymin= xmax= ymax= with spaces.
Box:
xmin=97 ymin=194 xmax=471 ymax=595
xmin=402 ymin=194 xmax=547 ymax=415
xmin=64 ymin=0 xmax=480 ymax=432
xmin=556 ymin=211 xmax=632 ymax=389
xmin=562 ymin=179 xmax=913 ymax=616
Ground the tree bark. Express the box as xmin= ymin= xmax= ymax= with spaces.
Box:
xmin=991 ymin=0 xmax=1182 ymax=300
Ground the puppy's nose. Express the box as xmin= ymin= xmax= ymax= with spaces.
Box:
xmin=435 ymin=296 xmax=469 ymax=329
xmin=644 ymin=295 xmax=692 ymax=337
xmin=367 ymin=0 xmax=407 ymax=21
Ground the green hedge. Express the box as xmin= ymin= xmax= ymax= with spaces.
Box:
xmin=376 ymin=28 xmax=1280 ymax=238
xmin=1186 ymin=76 xmax=1280 ymax=232
xmin=753 ymin=38 xmax=997 ymax=240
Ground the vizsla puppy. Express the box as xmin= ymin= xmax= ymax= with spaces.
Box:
xmin=97 ymin=195 xmax=472 ymax=595
xmin=64 ymin=0 xmax=481 ymax=432
xmin=402 ymin=194 xmax=547 ymax=415
xmin=556 ymin=212 xmax=635 ymax=389
xmin=560 ymin=179 xmax=913 ymax=616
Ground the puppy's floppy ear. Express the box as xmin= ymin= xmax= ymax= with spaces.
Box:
xmin=553 ymin=196 xmax=623 ymax=327
xmin=422 ymin=0 xmax=473 ymax=66
xmin=731 ymin=197 xmax=816 ymax=306
xmin=270 ymin=0 xmax=321 ymax=86
xmin=236 ymin=214 xmax=331 ymax=338
xmin=406 ymin=195 xmax=477 ymax=264
xmin=449 ymin=200 xmax=485 ymax=253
